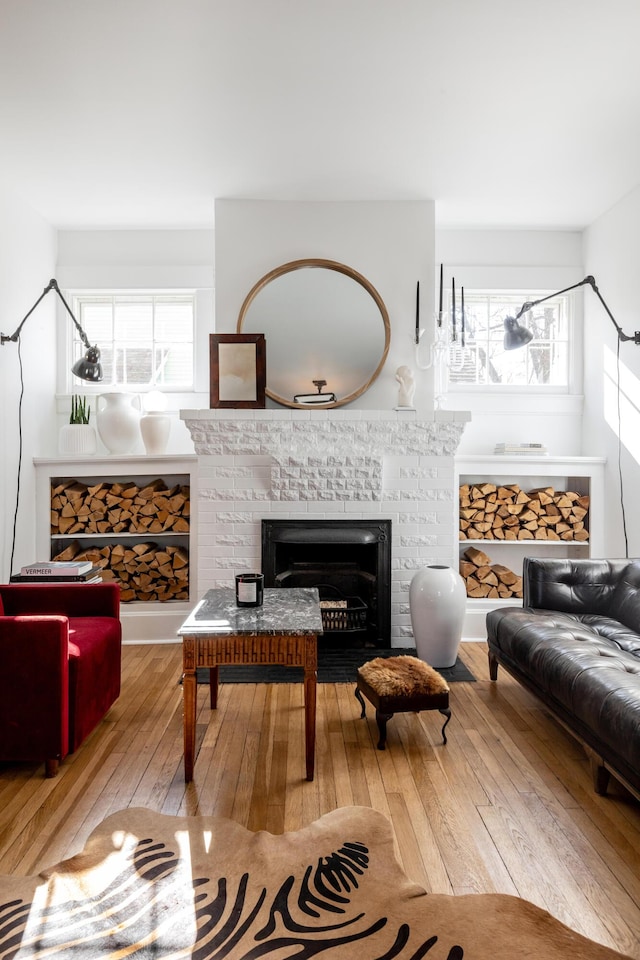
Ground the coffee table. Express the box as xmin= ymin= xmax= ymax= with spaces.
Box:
xmin=178 ymin=587 xmax=323 ymax=781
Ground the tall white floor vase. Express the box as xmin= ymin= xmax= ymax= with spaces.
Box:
xmin=409 ymin=564 xmax=467 ymax=668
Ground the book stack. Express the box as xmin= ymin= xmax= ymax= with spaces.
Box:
xmin=494 ymin=442 xmax=548 ymax=456
xmin=11 ymin=560 xmax=103 ymax=583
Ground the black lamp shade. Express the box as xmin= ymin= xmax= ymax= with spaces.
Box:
xmin=503 ymin=317 xmax=534 ymax=351
xmin=72 ymin=345 xmax=103 ymax=382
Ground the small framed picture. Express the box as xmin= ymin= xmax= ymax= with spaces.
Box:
xmin=209 ymin=333 xmax=266 ymax=408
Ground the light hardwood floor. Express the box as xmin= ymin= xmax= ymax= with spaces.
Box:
xmin=0 ymin=641 xmax=639 ymax=957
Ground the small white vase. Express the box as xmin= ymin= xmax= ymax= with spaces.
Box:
xmin=409 ymin=564 xmax=467 ymax=668
xmin=58 ymin=423 xmax=98 ymax=456
xmin=96 ymin=392 xmax=141 ymax=454
xmin=140 ymin=413 xmax=171 ymax=455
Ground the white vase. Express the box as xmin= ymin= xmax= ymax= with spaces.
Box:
xmin=409 ymin=564 xmax=467 ymax=668
xmin=96 ymin=392 xmax=141 ymax=454
xmin=58 ymin=423 xmax=98 ymax=456
xmin=140 ymin=413 xmax=171 ymax=455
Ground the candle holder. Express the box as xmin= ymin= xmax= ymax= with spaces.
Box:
xmin=415 ymin=313 xmax=449 ymax=409
xmin=415 ymin=310 xmax=469 ymax=408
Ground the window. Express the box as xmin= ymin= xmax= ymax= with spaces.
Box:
xmin=447 ymin=290 xmax=571 ymax=388
xmin=68 ymin=292 xmax=195 ymax=391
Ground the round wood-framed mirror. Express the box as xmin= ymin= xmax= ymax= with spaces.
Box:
xmin=237 ymin=258 xmax=391 ymax=408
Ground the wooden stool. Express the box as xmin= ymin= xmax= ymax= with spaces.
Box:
xmin=355 ymin=655 xmax=451 ymax=750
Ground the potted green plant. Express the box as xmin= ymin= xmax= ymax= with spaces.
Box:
xmin=58 ymin=395 xmax=97 ymax=456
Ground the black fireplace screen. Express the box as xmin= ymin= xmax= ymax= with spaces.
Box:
xmin=261 ymin=519 xmax=391 ymax=645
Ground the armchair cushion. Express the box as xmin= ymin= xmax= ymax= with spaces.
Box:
xmin=68 ymin=616 xmax=121 ymax=749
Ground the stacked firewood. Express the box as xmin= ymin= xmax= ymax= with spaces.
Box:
xmin=52 ymin=539 xmax=189 ymax=602
xmin=459 ymin=482 xmax=589 ymax=542
xmin=50 ymin=478 xmax=190 ymax=536
xmin=50 ymin=477 xmax=190 ymax=602
xmin=460 ymin=546 xmax=523 ymax=599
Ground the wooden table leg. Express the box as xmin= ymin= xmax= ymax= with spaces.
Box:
xmin=183 ymin=668 xmax=197 ymax=781
xmin=209 ymin=665 xmax=219 ymax=709
xmin=303 ymin=640 xmax=317 ymax=781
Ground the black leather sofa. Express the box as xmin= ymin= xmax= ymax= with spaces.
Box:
xmin=486 ymin=557 xmax=640 ymax=799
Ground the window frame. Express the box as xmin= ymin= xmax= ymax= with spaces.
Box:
xmin=444 ymin=286 xmax=577 ymax=396
xmin=60 ymin=287 xmax=199 ymax=397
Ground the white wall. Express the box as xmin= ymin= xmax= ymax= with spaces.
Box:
xmin=9 ymin=206 xmax=631 ymax=588
xmin=56 ymin=228 xmax=215 ymax=455
xmin=436 ymin=229 xmax=584 ymax=456
xmin=0 ymin=186 xmax=57 ymax=580
xmin=583 ymin=186 xmax=640 ymax=557
xmin=214 ymin=199 xmax=436 ymax=411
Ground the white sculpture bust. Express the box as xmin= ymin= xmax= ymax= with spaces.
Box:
xmin=395 ymin=365 xmax=416 ymax=408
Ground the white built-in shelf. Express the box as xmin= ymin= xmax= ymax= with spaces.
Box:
xmin=455 ymin=454 xmax=606 ymax=638
xmin=34 ymin=455 xmax=198 ymax=643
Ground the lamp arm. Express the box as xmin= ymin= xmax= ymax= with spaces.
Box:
xmin=515 ymin=275 xmax=640 ymax=344
xmin=583 ymin=276 xmax=638 ymax=343
xmin=1 ymin=279 xmax=92 ymax=348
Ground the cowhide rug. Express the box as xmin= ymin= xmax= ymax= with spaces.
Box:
xmin=0 ymin=806 xmax=631 ymax=959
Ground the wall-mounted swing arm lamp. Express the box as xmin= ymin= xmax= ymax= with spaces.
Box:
xmin=1 ymin=278 xmax=103 ymax=381
xmin=503 ymin=275 xmax=640 ymax=351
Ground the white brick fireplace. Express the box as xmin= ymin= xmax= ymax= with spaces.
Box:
xmin=181 ymin=409 xmax=470 ymax=647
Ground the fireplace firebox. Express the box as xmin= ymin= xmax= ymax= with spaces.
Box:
xmin=261 ymin=519 xmax=391 ymax=646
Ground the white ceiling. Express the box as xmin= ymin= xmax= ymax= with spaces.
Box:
xmin=2 ymin=0 xmax=640 ymax=232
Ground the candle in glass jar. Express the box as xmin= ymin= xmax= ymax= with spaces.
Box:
xmin=235 ymin=573 xmax=264 ymax=607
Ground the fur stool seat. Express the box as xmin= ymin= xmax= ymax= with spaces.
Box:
xmin=355 ymin=655 xmax=451 ymax=750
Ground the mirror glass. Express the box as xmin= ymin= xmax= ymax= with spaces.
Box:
xmin=237 ymin=258 xmax=390 ymax=408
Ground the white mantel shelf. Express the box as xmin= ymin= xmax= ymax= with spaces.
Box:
xmin=34 ymin=455 xmax=197 ymax=467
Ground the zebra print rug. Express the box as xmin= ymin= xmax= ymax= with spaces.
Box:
xmin=0 ymin=806 xmax=629 ymax=959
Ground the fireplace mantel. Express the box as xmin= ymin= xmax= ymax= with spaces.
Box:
xmin=182 ymin=409 xmax=469 ymax=458
xmin=180 ymin=408 xmax=470 ymax=646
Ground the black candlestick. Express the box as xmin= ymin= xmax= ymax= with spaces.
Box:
xmin=452 ymin=277 xmax=456 ymax=342
xmin=415 ymin=280 xmax=420 ymax=344
xmin=461 ymin=286 xmax=465 ymax=348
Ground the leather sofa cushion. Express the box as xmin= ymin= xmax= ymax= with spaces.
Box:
xmin=487 ymin=606 xmax=640 ymax=781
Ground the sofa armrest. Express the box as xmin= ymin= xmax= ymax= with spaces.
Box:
xmin=0 ymin=615 xmax=70 ymax=761
xmin=0 ymin=582 xmax=120 ymax=619
xmin=523 ymin=557 xmax=631 ymax=615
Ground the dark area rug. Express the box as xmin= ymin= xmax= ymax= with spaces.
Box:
xmin=196 ymin=647 xmax=475 ymax=684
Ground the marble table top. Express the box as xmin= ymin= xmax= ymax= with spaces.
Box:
xmin=177 ymin=587 xmax=323 ymax=636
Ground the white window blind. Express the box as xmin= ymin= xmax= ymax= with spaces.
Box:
xmin=69 ymin=292 xmax=195 ymax=390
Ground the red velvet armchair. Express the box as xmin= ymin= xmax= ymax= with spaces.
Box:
xmin=0 ymin=582 xmax=122 ymax=776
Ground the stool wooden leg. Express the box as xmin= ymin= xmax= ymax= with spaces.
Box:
xmin=439 ymin=707 xmax=451 ymax=744
xmin=375 ymin=710 xmax=393 ymax=750
xmin=354 ymin=686 xmax=367 ymax=718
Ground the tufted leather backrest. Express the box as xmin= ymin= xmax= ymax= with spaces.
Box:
xmin=609 ymin=559 xmax=640 ymax=632
xmin=523 ymin=557 xmax=632 ymax=616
